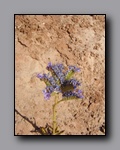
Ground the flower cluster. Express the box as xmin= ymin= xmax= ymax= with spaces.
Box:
xmin=37 ymin=62 xmax=83 ymax=100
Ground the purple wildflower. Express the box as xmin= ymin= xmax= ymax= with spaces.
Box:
xmin=46 ymin=62 xmax=52 ymax=70
xmin=63 ymin=89 xmax=83 ymax=99
xmin=62 ymin=91 xmax=76 ymax=97
xmin=52 ymin=65 xmax=65 ymax=84
xmin=37 ymin=62 xmax=83 ymax=100
xmin=42 ymin=89 xmax=51 ymax=100
xmin=37 ymin=73 xmax=48 ymax=80
xmin=57 ymin=63 xmax=64 ymax=71
xmin=48 ymin=76 xmax=56 ymax=86
xmin=69 ymin=78 xmax=80 ymax=88
xmin=68 ymin=66 xmax=80 ymax=72
xmin=73 ymin=89 xmax=83 ymax=98
xmin=46 ymin=86 xmax=54 ymax=93
xmin=54 ymin=85 xmax=61 ymax=92
xmin=37 ymin=73 xmax=44 ymax=79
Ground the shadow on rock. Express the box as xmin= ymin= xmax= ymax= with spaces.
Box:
xmin=15 ymin=109 xmax=53 ymax=135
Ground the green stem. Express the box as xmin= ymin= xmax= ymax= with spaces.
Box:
xmin=52 ymin=94 xmax=57 ymax=135
xmin=55 ymin=98 xmax=76 ymax=107
xmin=52 ymin=96 xmax=77 ymax=135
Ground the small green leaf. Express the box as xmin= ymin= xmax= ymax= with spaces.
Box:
xmin=41 ymin=127 xmax=47 ymax=135
xmin=55 ymin=130 xmax=64 ymax=135
xmin=44 ymin=80 xmax=51 ymax=86
xmin=65 ymin=70 xmax=74 ymax=80
xmin=55 ymin=126 xmax=59 ymax=133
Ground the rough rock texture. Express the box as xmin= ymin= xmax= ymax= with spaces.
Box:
xmin=15 ymin=15 xmax=105 ymax=135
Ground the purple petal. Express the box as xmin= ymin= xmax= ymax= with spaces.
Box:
xmin=37 ymin=73 xmax=43 ymax=79
xmin=42 ymin=89 xmax=51 ymax=100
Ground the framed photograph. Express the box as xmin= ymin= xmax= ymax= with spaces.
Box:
xmin=14 ymin=14 xmax=105 ymax=135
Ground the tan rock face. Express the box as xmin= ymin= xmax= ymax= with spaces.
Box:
xmin=15 ymin=15 xmax=105 ymax=135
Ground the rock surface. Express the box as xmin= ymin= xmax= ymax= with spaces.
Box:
xmin=15 ymin=15 xmax=105 ymax=135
